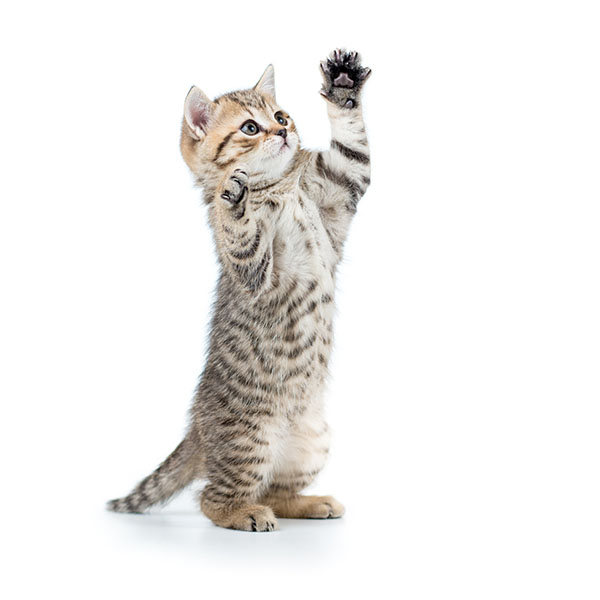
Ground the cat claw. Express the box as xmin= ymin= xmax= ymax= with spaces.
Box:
xmin=220 ymin=167 xmax=249 ymax=205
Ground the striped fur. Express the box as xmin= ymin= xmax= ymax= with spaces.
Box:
xmin=107 ymin=50 xmax=371 ymax=531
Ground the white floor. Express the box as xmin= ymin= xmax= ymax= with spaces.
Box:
xmin=7 ymin=475 xmax=598 ymax=600
xmin=16 ymin=489 xmax=398 ymax=599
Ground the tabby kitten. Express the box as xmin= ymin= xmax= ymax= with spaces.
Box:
xmin=107 ymin=49 xmax=371 ymax=532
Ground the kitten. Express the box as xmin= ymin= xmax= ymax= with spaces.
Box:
xmin=107 ymin=49 xmax=371 ymax=532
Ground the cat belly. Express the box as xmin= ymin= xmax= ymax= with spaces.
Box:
xmin=265 ymin=399 xmax=331 ymax=491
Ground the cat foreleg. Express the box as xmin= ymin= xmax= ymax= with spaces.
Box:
xmin=302 ymin=50 xmax=371 ymax=214
xmin=213 ymin=165 xmax=275 ymax=295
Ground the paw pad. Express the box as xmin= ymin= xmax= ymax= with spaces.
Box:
xmin=320 ymin=48 xmax=371 ymax=109
xmin=333 ymin=72 xmax=354 ymax=88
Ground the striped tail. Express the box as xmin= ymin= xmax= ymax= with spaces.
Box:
xmin=107 ymin=436 xmax=200 ymax=513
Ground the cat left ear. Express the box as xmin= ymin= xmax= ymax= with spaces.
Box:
xmin=184 ymin=86 xmax=214 ymax=141
xmin=254 ymin=64 xmax=276 ymax=99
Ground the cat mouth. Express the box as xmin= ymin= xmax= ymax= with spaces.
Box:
xmin=277 ymin=140 xmax=290 ymax=154
xmin=279 ymin=136 xmax=295 ymax=152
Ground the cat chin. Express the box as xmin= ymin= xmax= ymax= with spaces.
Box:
xmin=264 ymin=150 xmax=297 ymax=176
xmin=245 ymin=143 xmax=298 ymax=178
xmin=272 ymin=136 xmax=299 ymax=165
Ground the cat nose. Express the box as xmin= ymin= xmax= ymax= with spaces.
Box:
xmin=276 ymin=128 xmax=287 ymax=138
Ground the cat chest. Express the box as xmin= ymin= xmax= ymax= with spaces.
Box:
xmin=273 ymin=197 xmax=337 ymax=285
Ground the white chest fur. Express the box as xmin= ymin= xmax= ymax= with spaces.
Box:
xmin=273 ymin=191 xmax=337 ymax=293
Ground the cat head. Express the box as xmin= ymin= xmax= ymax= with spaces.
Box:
xmin=180 ymin=65 xmax=300 ymax=186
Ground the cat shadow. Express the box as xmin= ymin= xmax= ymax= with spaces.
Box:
xmin=104 ymin=498 xmax=346 ymax=565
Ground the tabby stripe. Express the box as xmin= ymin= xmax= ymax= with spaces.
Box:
xmin=214 ymin=131 xmax=235 ymax=161
xmin=221 ymin=328 xmax=315 ymax=374
xmin=223 ymin=325 xmax=278 ymax=374
xmin=227 ymin=96 xmax=250 ymax=110
xmin=218 ymin=416 xmax=261 ymax=431
xmin=235 ymin=282 xmax=318 ymax=327
xmin=267 ymin=472 xmax=321 ymax=492
xmin=284 ymin=279 xmax=318 ymax=316
xmin=268 ymin=481 xmax=314 ymax=492
xmin=271 ymin=331 xmax=317 ymax=359
xmin=215 ymin=460 xmax=264 ymax=484
xmin=253 ymin=248 xmax=272 ymax=291
xmin=223 ymin=456 xmax=266 ymax=466
xmin=237 ymin=279 xmax=319 ymax=326
xmin=204 ymin=488 xmax=241 ymax=501
xmin=212 ymin=351 xmax=278 ymax=394
xmin=217 ymin=372 xmax=274 ymax=406
xmin=231 ymin=247 xmax=271 ymax=292
xmin=262 ymin=280 xmax=300 ymax=313
xmin=229 ymin=224 xmax=262 ymax=260
xmin=249 ymin=435 xmax=269 ymax=446
xmin=236 ymin=230 xmax=255 ymax=246
xmin=282 ymin=329 xmax=303 ymax=343
xmin=226 ymin=443 xmax=259 ymax=454
xmin=316 ymin=152 xmax=361 ymax=202
xmin=218 ymin=328 xmax=258 ymax=357
xmin=250 ymin=180 xmax=278 ymax=193
xmin=217 ymin=157 xmax=236 ymax=169
xmin=136 ymin=489 xmax=149 ymax=504
xmin=284 ymin=300 xmax=321 ymax=330
xmin=323 ymin=226 xmax=341 ymax=255
xmin=213 ymin=466 xmax=260 ymax=489
xmin=215 ymin=329 xmax=318 ymax=389
xmin=217 ymin=333 xmax=272 ymax=375
xmin=227 ymin=318 xmax=269 ymax=354
xmin=225 ymin=230 xmax=252 ymax=247
xmin=331 ymin=139 xmax=370 ymax=164
xmin=282 ymin=354 xmax=318 ymax=380
xmin=267 ymin=482 xmax=299 ymax=492
xmin=238 ymin=280 xmax=300 ymax=320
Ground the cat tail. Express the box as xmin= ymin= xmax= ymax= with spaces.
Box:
xmin=106 ymin=434 xmax=202 ymax=513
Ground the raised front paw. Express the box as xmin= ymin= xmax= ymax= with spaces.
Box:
xmin=218 ymin=165 xmax=249 ymax=220
xmin=220 ymin=166 xmax=249 ymax=205
xmin=320 ymin=49 xmax=371 ymax=109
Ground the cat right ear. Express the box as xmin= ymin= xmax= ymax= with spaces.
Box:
xmin=184 ymin=86 xmax=214 ymax=140
xmin=254 ymin=65 xmax=276 ymax=99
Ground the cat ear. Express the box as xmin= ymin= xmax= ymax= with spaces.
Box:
xmin=254 ymin=64 xmax=276 ymax=99
xmin=184 ymin=86 xmax=214 ymax=140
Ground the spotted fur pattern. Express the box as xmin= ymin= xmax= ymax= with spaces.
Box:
xmin=107 ymin=50 xmax=371 ymax=531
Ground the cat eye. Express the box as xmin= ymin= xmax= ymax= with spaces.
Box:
xmin=240 ymin=120 xmax=260 ymax=135
xmin=274 ymin=112 xmax=288 ymax=126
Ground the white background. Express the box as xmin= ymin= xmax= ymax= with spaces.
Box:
xmin=1 ymin=1 xmax=599 ymax=598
